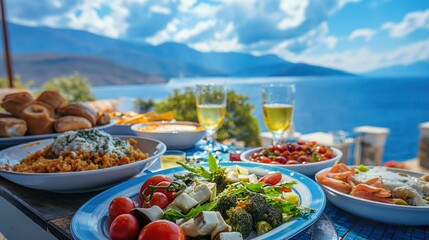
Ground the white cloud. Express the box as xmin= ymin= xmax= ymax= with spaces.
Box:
xmin=146 ymin=18 xmax=181 ymax=45
xmin=382 ymin=9 xmax=429 ymax=38
xmin=174 ymin=20 xmax=216 ymax=42
xmin=348 ymin=28 xmax=376 ymax=41
xmin=283 ymin=39 xmax=429 ymax=73
xmin=66 ymin=1 xmax=129 ymax=38
xmin=270 ymin=22 xmax=338 ymax=54
xmin=179 ymin=0 xmax=197 ymax=12
xmin=190 ymin=37 xmax=243 ymax=52
xmin=149 ymin=5 xmax=171 ymax=15
xmin=278 ymin=0 xmax=309 ymax=30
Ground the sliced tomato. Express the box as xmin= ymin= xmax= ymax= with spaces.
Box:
xmin=258 ymin=171 xmax=282 ymax=185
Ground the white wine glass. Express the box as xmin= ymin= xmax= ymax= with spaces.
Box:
xmin=195 ymin=83 xmax=227 ymax=153
xmin=262 ymin=84 xmax=295 ymax=145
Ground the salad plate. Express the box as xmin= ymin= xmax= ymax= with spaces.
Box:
xmin=71 ymin=162 xmax=326 ymax=240
xmin=0 ymin=135 xmax=166 ymax=193
xmin=316 ymin=166 xmax=429 ymax=225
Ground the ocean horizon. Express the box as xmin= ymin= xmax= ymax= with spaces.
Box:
xmin=93 ymin=76 xmax=429 ymax=163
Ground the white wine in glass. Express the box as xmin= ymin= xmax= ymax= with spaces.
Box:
xmin=196 ymin=83 xmax=227 ymax=152
xmin=262 ymin=84 xmax=295 ymax=145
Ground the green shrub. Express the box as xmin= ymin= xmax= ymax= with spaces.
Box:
xmin=134 ymin=98 xmax=155 ymax=113
xmin=39 ymin=73 xmax=95 ymax=102
xmin=155 ymin=87 xmax=261 ymax=147
xmin=0 ymin=75 xmax=33 ymax=88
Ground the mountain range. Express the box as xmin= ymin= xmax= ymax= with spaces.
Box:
xmin=364 ymin=60 xmax=429 ymax=77
xmin=5 ymin=22 xmax=353 ymax=86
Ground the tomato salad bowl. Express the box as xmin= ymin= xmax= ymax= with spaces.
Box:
xmin=241 ymin=141 xmax=342 ymax=177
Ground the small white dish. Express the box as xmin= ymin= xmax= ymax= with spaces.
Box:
xmin=240 ymin=147 xmax=342 ymax=176
xmin=315 ymin=166 xmax=429 ymax=225
xmin=0 ymin=136 xmax=166 ymax=193
xmin=131 ymin=121 xmax=206 ymax=149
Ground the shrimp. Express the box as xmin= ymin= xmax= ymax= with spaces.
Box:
xmin=351 ymin=190 xmax=395 ymax=204
xmin=350 ymin=177 xmax=392 ymax=203
xmin=317 ymin=176 xmax=352 ymax=194
xmin=316 ymin=163 xmax=355 ymax=193
xmin=329 ymin=163 xmax=352 ymax=173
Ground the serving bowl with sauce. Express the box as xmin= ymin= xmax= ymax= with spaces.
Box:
xmin=131 ymin=121 xmax=206 ymax=149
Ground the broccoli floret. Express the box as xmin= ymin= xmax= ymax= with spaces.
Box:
xmin=213 ymin=170 xmax=227 ymax=193
xmin=263 ymin=205 xmax=283 ymax=228
xmin=214 ymin=194 xmax=238 ymax=218
xmin=244 ymin=193 xmax=268 ymax=224
xmin=256 ymin=221 xmax=272 ymax=236
xmin=228 ymin=208 xmax=253 ymax=238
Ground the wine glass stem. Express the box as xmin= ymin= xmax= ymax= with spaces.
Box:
xmin=206 ymin=129 xmax=216 ymax=150
xmin=272 ymin=131 xmax=284 ymax=145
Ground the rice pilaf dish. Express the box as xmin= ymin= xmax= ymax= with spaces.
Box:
xmin=1 ymin=129 xmax=148 ymax=173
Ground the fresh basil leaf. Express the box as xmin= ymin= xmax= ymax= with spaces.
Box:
xmin=162 ymin=209 xmax=185 ymax=221
xmin=176 ymin=162 xmax=212 ymax=179
xmin=207 ymin=152 xmax=218 ymax=172
xmin=243 ymin=182 xmax=265 ymax=193
xmin=279 ymin=181 xmax=298 ymax=188
xmin=185 ymin=200 xmax=218 ymax=219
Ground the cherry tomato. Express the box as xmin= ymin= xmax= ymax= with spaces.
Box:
xmin=286 ymin=160 xmax=300 ymax=165
xmin=275 ymin=156 xmax=287 ymax=164
xmin=139 ymin=175 xmax=173 ymax=203
xmin=109 ymin=196 xmax=136 ymax=221
xmin=141 ymin=192 xmax=169 ymax=209
xmin=138 ymin=220 xmax=185 ymax=240
xmin=261 ymin=157 xmax=271 ymax=163
xmin=280 ymin=186 xmax=292 ymax=192
xmin=258 ymin=171 xmax=282 ymax=185
xmin=110 ymin=214 xmax=139 ymax=240
xmin=155 ymin=181 xmax=175 ymax=202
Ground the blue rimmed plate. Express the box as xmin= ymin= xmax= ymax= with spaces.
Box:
xmin=71 ymin=162 xmax=326 ymax=240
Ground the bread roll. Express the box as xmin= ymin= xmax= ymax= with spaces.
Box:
xmin=58 ymin=102 xmax=97 ymax=126
xmin=21 ymin=101 xmax=55 ymax=135
xmin=0 ymin=118 xmax=27 ymax=137
xmin=54 ymin=116 xmax=92 ymax=133
xmin=96 ymin=112 xmax=111 ymax=125
xmin=1 ymin=92 xmax=34 ymax=117
xmin=37 ymin=90 xmax=65 ymax=110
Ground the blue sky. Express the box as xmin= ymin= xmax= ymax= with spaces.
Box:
xmin=6 ymin=0 xmax=429 ymax=73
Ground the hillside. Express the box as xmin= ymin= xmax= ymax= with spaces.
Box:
xmin=365 ymin=60 xmax=429 ymax=77
xmin=0 ymin=53 xmax=167 ymax=86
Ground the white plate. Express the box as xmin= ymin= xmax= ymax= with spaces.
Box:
xmin=71 ymin=162 xmax=326 ymax=240
xmin=0 ymin=135 xmax=166 ymax=193
xmin=315 ymin=166 xmax=429 ymax=225
xmin=241 ymin=147 xmax=342 ymax=176
xmin=0 ymin=121 xmax=115 ymax=149
xmin=131 ymin=121 xmax=206 ymax=149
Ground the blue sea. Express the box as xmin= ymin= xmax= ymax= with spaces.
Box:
xmin=93 ymin=76 xmax=429 ymax=163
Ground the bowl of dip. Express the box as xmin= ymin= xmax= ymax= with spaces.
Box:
xmin=131 ymin=121 xmax=206 ymax=149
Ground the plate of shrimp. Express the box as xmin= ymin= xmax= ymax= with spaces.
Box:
xmin=315 ymin=163 xmax=429 ymax=225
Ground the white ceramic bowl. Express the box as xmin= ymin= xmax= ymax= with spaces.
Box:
xmin=240 ymin=146 xmax=342 ymax=176
xmin=315 ymin=166 xmax=429 ymax=225
xmin=131 ymin=121 xmax=206 ymax=149
xmin=0 ymin=136 xmax=166 ymax=193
